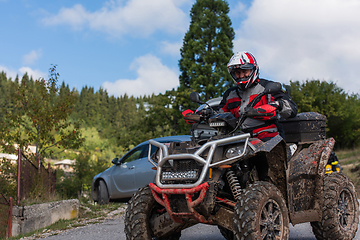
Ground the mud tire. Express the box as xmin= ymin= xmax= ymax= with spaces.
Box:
xmin=233 ymin=181 xmax=289 ymax=240
xmin=97 ymin=180 xmax=109 ymax=205
xmin=218 ymin=225 xmax=234 ymax=240
xmin=311 ymin=172 xmax=359 ymax=240
xmin=124 ymin=197 xmax=133 ymax=240
xmin=125 ymin=186 xmax=181 ymax=240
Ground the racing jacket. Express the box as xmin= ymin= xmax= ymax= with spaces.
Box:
xmin=219 ymin=78 xmax=298 ymax=140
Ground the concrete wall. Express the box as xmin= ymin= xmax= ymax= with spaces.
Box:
xmin=11 ymin=199 xmax=79 ymax=237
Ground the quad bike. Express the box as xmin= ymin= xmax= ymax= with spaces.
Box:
xmin=125 ymin=82 xmax=359 ymax=240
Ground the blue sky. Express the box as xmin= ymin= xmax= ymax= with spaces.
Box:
xmin=1 ymin=0 xmax=360 ymax=97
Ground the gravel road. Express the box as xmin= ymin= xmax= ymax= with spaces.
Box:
xmin=24 ymin=203 xmax=360 ymax=240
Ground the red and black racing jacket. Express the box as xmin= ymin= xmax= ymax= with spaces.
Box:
xmin=219 ymin=78 xmax=298 ymax=140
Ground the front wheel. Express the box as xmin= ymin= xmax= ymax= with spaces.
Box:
xmin=125 ymin=186 xmax=181 ymax=240
xmin=311 ymin=172 xmax=359 ymax=240
xmin=233 ymin=181 xmax=289 ymax=240
xmin=98 ymin=180 xmax=109 ymax=205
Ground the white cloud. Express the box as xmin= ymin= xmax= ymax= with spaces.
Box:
xmin=42 ymin=0 xmax=189 ymax=38
xmin=233 ymin=0 xmax=360 ymax=94
xmin=42 ymin=4 xmax=89 ymax=30
xmin=22 ymin=49 xmax=42 ymax=65
xmin=18 ymin=67 xmax=46 ymax=80
xmin=0 ymin=66 xmax=18 ymax=80
xmin=0 ymin=65 xmax=46 ymax=81
xmin=160 ymin=41 xmax=182 ymax=56
xmin=102 ymin=54 xmax=179 ymax=97
xmin=230 ymin=2 xmax=247 ymax=17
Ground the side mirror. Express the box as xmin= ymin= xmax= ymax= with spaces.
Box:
xmin=190 ymin=92 xmax=204 ymax=104
xmin=112 ymin=158 xmax=119 ymax=165
xmin=264 ymin=82 xmax=282 ymax=94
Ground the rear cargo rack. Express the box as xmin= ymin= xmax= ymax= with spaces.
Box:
xmin=148 ymin=134 xmax=251 ymax=189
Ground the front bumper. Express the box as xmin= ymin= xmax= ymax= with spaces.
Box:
xmin=149 ymin=182 xmax=211 ymax=224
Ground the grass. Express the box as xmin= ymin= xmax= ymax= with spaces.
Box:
xmin=335 ymin=147 xmax=360 ymax=194
xmin=335 ymin=147 xmax=360 ymax=160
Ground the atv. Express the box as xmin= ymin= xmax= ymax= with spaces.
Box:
xmin=125 ymin=82 xmax=359 ymax=240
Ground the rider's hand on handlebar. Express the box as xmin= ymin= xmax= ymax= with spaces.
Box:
xmin=182 ymin=109 xmax=198 ymax=124
xmin=244 ymin=105 xmax=277 ymax=120
xmin=269 ymin=100 xmax=283 ymax=111
xmin=200 ymin=109 xmax=213 ymax=116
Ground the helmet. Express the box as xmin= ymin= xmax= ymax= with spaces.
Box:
xmin=227 ymin=51 xmax=259 ymax=90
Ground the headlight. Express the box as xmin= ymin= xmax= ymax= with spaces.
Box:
xmin=209 ymin=122 xmax=225 ymax=127
xmin=225 ymin=145 xmax=246 ymax=158
xmin=161 ymin=170 xmax=198 ymax=180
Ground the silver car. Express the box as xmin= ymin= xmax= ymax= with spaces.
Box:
xmin=91 ymin=135 xmax=191 ymax=204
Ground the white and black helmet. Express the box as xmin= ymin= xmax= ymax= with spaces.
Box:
xmin=227 ymin=51 xmax=259 ymax=90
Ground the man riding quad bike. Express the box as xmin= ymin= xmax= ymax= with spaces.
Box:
xmin=125 ymin=53 xmax=358 ymax=240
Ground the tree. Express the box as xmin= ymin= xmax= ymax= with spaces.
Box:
xmin=290 ymin=80 xmax=360 ymax=149
xmin=0 ymin=66 xmax=84 ymax=164
xmin=145 ymin=88 xmax=194 ymax=137
xmin=179 ymin=0 xmax=235 ymax=101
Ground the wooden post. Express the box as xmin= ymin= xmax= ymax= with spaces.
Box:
xmin=8 ymin=197 xmax=13 ymax=238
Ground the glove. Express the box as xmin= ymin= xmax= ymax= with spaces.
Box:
xmin=269 ymin=100 xmax=283 ymax=111
xmin=182 ymin=109 xmax=200 ymax=124
xmin=244 ymin=104 xmax=277 ymax=121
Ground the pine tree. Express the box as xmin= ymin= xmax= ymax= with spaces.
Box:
xmin=179 ymin=0 xmax=235 ymax=101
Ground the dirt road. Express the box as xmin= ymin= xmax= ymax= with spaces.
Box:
xmin=34 ymin=210 xmax=360 ymax=240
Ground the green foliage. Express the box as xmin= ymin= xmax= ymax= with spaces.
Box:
xmin=56 ymin=152 xmax=111 ymax=199
xmin=0 ymin=157 xmax=17 ymax=198
xmin=290 ymin=80 xmax=360 ymax=149
xmin=179 ymin=0 xmax=234 ymax=101
xmin=145 ymin=88 xmax=196 ymax=137
xmin=0 ymin=66 xmax=84 ymax=163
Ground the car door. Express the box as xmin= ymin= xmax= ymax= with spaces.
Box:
xmin=134 ymin=144 xmax=159 ymax=189
xmin=111 ymin=145 xmax=146 ymax=198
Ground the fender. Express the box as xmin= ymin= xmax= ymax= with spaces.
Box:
xmin=287 ymin=138 xmax=335 ymax=225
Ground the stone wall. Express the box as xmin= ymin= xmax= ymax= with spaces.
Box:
xmin=11 ymin=199 xmax=79 ymax=236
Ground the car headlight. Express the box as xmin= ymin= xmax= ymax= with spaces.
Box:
xmin=225 ymin=145 xmax=246 ymax=158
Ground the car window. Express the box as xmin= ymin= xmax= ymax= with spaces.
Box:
xmin=122 ymin=139 xmax=187 ymax=163
xmin=122 ymin=146 xmax=146 ymax=163
xmin=140 ymin=144 xmax=159 ymax=158
xmin=140 ymin=140 xmax=183 ymax=158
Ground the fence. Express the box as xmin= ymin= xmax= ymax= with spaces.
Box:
xmin=0 ymin=149 xmax=56 ymax=238
xmin=0 ymin=194 xmax=13 ymax=239
xmin=18 ymin=151 xmax=56 ymax=202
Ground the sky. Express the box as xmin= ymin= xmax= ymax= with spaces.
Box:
xmin=1 ymin=0 xmax=360 ymax=98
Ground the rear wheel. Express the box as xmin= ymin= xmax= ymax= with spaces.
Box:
xmin=233 ymin=181 xmax=289 ymax=240
xmin=311 ymin=172 xmax=359 ymax=240
xmin=125 ymin=186 xmax=181 ymax=240
xmin=97 ymin=180 xmax=109 ymax=205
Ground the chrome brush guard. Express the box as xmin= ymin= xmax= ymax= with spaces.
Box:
xmin=148 ymin=133 xmax=253 ymax=189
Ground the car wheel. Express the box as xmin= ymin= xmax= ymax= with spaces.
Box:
xmin=233 ymin=181 xmax=289 ymax=240
xmin=125 ymin=186 xmax=181 ymax=240
xmin=98 ymin=180 xmax=109 ymax=205
xmin=311 ymin=172 xmax=359 ymax=240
